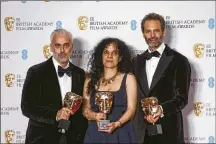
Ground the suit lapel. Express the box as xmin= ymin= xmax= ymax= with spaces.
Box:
xmin=70 ymin=63 xmax=79 ymax=93
xmin=137 ymin=52 xmax=150 ymax=96
xmin=150 ymin=46 xmax=173 ymax=91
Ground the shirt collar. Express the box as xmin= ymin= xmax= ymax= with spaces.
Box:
xmin=148 ymin=43 xmax=165 ymax=55
xmin=52 ymin=57 xmax=70 ymax=73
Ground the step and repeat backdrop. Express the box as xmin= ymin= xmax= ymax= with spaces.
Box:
xmin=1 ymin=1 xmax=215 ymax=143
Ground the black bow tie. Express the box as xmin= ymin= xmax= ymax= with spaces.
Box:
xmin=145 ymin=51 xmax=161 ymax=60
xmin=58 ymin=65 xmax=72 ymax=77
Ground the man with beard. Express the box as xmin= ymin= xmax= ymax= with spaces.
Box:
xmin=132 ymin=13 xmax=191 ymax=144
xmin=21 ymin=28 xmax=88 ymax=144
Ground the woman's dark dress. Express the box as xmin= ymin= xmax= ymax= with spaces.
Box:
xmin=84 ymin=74 xmax=137 ymax=143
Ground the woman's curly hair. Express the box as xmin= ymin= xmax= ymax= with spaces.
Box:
xmin=86 ymin=37 xmax=133 ymax=95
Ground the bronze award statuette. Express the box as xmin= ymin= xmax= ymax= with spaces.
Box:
xmin=95 ymin=91 xmax=113 ymax=130
xmin=58 ymin=92 xmax=83 ymax=133
xmin=141 ymin=97 xmax=163 ymax=136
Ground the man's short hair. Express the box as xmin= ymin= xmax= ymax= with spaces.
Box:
xmin=50 ymin=28 xmax=73 ymax=42
xmin=141 ymin=12 xmax=166 ymax=33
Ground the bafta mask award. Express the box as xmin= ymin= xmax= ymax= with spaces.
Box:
xmin=58 ymin=92 xmax=83 ymax=133
xmin=95 ymin=91 xmax=113 ymax=130
xmin=141 ymin=97 xmax=163 ymax=136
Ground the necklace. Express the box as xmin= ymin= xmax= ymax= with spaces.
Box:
xmin=101 ymin=72 xmax=118 ymax=86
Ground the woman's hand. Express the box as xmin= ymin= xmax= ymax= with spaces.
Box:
xmin=98 ymin=121 xmax=121 ymax=134
xmin=95 ymin=112 xmax=106 ymax=122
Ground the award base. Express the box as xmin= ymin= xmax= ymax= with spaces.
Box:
xmin=147 ymin=124 xmax=163 ymax=136
xmin=58 ymin=119 xmax=71 ymax=131
xmin=98 ymin=120 xmax=110 ymax=130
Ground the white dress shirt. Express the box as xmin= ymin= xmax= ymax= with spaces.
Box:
xmin=146 ymin=43 xmax=165 ymax=117
xmin=146 ymin=43 xmax=165 ymax=88
xmin=52 ymin=57 xmax=72 ymax=104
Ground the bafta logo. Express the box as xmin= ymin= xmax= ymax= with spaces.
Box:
xmin=78 ymin=16 xmax=88 ymax=30
xmin=193 ymin=43 xmax=205 ymax=58
xmin=4 ymin=17 xmax=15 ymax=31
xmin=5 ymin=130 xmax=15 ymax=144
xmin=43 ymin=45 xmax=52 ymax=59
xmin=194 ymin=102 xmax=204 ymax=116
xmin=5 ymin=73 xmax=15 ymax=87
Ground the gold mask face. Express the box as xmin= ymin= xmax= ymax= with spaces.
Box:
xmin=4 ymin=17 xmax=15 ymax=31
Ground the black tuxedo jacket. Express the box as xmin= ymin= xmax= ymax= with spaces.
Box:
xmin=132 ymin=45 xmax=191 ymax=144
xmin=21 ymin=57 xmax=88 ymax=144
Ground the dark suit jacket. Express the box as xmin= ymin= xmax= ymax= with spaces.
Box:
xmin=21 ymin=57 xmax=88 ymax=144
xmin=132 ymin=45 xmax=191 ymax=144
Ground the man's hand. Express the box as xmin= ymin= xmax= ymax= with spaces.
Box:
xmin=56 ymin=107 xmax=73 ymax=121
xmin=144 ymin=105 xmax=163 ymax=124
